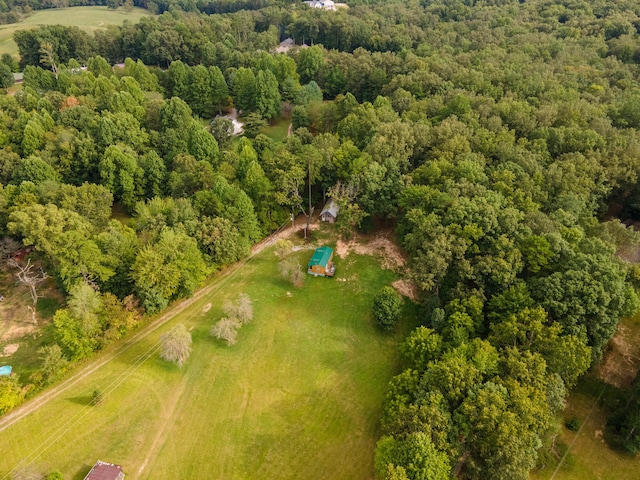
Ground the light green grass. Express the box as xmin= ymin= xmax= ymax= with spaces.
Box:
xmin=532 ymin=313 xmax=640 ymax=480
xmin=261 ymin=117 xmax=291 ymax=143
xmin=0 ymin=6 xmax=151 ymax=57
xmin=0 ymin=246 xmax=406 ymax=479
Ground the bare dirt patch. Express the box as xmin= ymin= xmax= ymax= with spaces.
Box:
xmin=596 ymin=323 xmax=640 ymax=389
xmin=335 ymin=231 xmax=406 ymax=270
xmin=616 ymin=243 xmax=640 ymax=263
xmin=0 ymin=343 xmax=19 ymax=357
xmin=2 ymin=322 xmax=36 ymax=342
xmin=392 ymin=279 xmax=418 ymax=302
xmin=202 ymin=303 xmax=212 ymax=313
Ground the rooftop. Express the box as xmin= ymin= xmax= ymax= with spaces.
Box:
xmin=308 ymin=246 xmax=333 ymax=268
xmin=320 ymin=198 xmax=339 ymax=218
xmin=84 ymin=460 xmax=124 ymax=480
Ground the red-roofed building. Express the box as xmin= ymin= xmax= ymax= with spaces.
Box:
xmin=84 ymin=460 xmax=125 ymax=480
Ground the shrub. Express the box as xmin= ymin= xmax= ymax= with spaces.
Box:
xmin=373 ymin=286 xmax=402 ymax=331
xmin=565 ymin=416 xmax=580 ymax=432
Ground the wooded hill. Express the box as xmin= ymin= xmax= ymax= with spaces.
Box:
xmin=3 ymin=0 xmax=640 ymax=478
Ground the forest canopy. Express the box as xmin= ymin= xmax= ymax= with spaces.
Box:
xmin=3 ymin=0 xmax=640 ymax=478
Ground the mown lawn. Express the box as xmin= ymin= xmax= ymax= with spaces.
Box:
xmin=0 ymin=245 xmax=407 ymax=479
xmin=0 ymin=6 xmax=151 ymax=57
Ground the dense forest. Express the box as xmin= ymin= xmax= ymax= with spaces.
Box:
xmin=3 ymin=0 xmax=640 ymax=478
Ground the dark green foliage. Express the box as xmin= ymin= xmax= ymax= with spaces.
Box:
xmin=130 ymin=228 xmax=207 ymax=313
xmin=566 ymin=417 xmax=580 ymax=432
xmin=242 ymin=112 xmax=268 ymax=138
xmin=91 ymin=389 xmax=103 ymax=406
xmin=209 ymin=117 xmax=234 ymax=148
xmin=0 ymin=62 xmax=14 ymax=88
xmin=4 ymin=3 xmax=640 ymax=476
xmin=372 ymin=286 xmax=402 ymax=330
xmin=607 ymin=372 xmax=640 ymax=454
xmin=375 ymin=433 xmax=451 ymax=480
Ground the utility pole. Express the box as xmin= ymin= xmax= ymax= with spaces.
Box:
xmin=305 ymin=155 xmax=312 ymax=239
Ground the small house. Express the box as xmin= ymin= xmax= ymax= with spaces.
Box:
xmin=276 ymin=38 xmax=295 ymax=53
xmin=84 ymin=460 xmax=125 ymax=480
xmin=307 ymin=246 xmax=336 ymax=277
xmin=0 ymin=366 xmax=12 ymax=376
xmin=320 ymin=199 xmax=339 ymax=223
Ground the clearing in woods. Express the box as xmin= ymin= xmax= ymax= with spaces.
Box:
xmin=0 ymin=6 xmax=152 ymax=57
xmin=532 ymin=312 xmax=640 ymax=480
xmin=0 ymin=232 xmax=412 ymax=480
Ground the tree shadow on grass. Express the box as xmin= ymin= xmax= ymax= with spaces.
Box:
xmin=71 ymin=463 xmax=93 ymax=480
xmin=67 ymin=394 xmax=93 ymax=406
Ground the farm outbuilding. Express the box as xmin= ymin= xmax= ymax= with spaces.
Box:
xmin=0 ymin=365 xmax=12 ymax=376
xmin=307 ymin=246 xmax=336 ymax=277
xmin=84 ymin=460 xmax=125 ymax=480
xmin=320 ymin=199 xmax=339 ymax=223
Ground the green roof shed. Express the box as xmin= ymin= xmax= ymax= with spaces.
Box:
xmin=307 ymin=246 xmax=336 ymax=277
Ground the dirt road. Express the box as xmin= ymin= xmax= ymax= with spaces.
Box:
xmin=0 ymin=216 xmax=309 ymax=434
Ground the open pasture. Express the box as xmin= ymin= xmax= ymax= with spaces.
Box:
xmin=0 ymin=6 xmax=151 ymax=57
xmin=0 ymin=246 xmax=405 ymax=479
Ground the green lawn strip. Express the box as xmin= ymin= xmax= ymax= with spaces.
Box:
xmin=260 ymin=117 xmax=291 ymax=143
xmin=0 ymin=248 xmax=405 ymax=480
xmin=0 ymin=6 xmax=151 ymax=57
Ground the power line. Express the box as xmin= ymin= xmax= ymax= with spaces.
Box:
xmin=5 ymin=219 xmax=292 ymax=478
xmin=549 ymin=384 xmax=607 ymax=480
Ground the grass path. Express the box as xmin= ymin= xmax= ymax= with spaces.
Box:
xmin=0 ymin=219 xmax=292 ymax=435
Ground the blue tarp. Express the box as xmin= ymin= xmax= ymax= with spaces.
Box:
xmin=0 ymin=365 xmax=12 ymax=376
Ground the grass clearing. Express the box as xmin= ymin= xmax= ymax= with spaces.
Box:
xmin=0 ymin=242 xmax=408 ymax=479
xmin=533 ymin=313 xmax=640 ymax=480
xmin=0 ymin=265 xmax=63 ymax=384
xmin=261 ymin=117 xmax=291 ymax=143
xmin=0 ymin=6 xmax=151 ymax=57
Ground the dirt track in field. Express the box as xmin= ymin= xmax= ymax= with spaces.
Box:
xmin=0 ymin=217 xmax=305 ymax=434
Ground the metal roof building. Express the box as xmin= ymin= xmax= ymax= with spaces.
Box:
xmin=307 ymin=246 xmax=336 ymax=277
xmin=84 ymin=460 xmax=124 ymax=480
xmin=320 ymin=198 xmax=339 ymax=223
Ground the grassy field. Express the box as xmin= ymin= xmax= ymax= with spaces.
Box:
xmin=0 ymin=6 xmax=151 ymax=57
xmin=532 ymin=313 xmax=640 ymax=480
xmin=0 ymin=242 xmax=407 ymax=479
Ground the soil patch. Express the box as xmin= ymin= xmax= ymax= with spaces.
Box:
xmin=335 ymin=231 xmax=406 ymax=271
xmin=392 ymin=279 xmax=418 ymax=302
xmin=0 ymin=343 xmax=19 ymax=356
xmin=596 ymin=323 xmax=640 ymax=389
xmin=2 ymin=322 xmax=36 ymax=342
xmin=616 ymin=243 xmax=640 ymax=263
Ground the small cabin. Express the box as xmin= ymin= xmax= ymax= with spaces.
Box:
xmin=320 ymin=199 xmax=339 ymax=223
xmin=307 ymin=246 xmax=336 ymax=277
xmin=84 ymin=460 xmax=125 ymax=480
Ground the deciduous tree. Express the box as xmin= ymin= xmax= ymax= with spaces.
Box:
xmin=160 ymin=324 xmax=192 ymax=367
